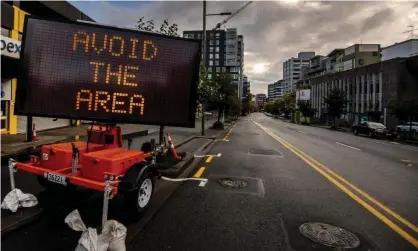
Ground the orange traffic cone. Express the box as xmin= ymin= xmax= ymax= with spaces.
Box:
xmin=166 ymin=132 xmax=181 ymax=160
xmin=33 ymin=123 xmax=38 ymax=142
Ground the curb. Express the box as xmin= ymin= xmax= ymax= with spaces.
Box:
xmin=127 ymin=122 xmax=236 ymax=242
xmin=1 ymin=129 xmax=150 ymax=163
xmin=1 ymin=209 xmax=44 ymax=236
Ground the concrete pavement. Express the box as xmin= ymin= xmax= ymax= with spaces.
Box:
xmin=128 ymin=113 xmax=418 ymax=251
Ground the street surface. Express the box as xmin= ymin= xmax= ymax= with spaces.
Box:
xmin=129 ymin=113 xmax=418 ymax=251
xmin=2 ymin=114 xmax=418 ymax=250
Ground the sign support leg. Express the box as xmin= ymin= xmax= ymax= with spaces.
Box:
xmin=9 ymin=159 xmax=16 ymax=190
xmin=102 ymin=180 xmax=112 ymax=231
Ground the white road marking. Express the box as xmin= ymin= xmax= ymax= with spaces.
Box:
xmin=161 ymin=176 xmax=208 ymax=183
xmin=194 ymin=153 xmax=222 ymax=158
xmin=390 ymin=142 xmax=400 ymax=145
xmin=198 ymin=180 xmax=208 ymax=187
xmin=335 ymin=142 xmax=361 ymax=151
xmin=298 ymin=130 xmax=307 ymax=134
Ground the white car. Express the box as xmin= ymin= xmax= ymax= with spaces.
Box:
xmin=396 ymin=122 xmax=418 ymax=133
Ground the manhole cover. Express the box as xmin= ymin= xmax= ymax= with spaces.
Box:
xmin=249 ymin=149 xmax=281 ymax=156
xmin=218 ymin=178 xmax=248 ymax=188
xmin=299 ymin=223 xmax=360 ymax=249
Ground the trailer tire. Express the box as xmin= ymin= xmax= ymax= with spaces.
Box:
xmin=125 ymin=171 xmax=154 ymax=215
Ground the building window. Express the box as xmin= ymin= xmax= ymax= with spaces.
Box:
xmin=215 ymin=47 xmax=220 ymax=52
xmin=1 ymin=27 xmax=10 ymax=37
xmin=215 ymin=40 xmax=220 ymax=45
xmin=209 ymin=54 xmax=213 ymax=59
xmin=215 ymin=60 xmax=219 ymax=66
xmin=208 ymin=73 xmax=212 ymax=79
xmin=216 ymin=67 xmax=220 ymax=72
xmin=209 ymin=60 xmax=213 ymax=66
xmin=198 ymin=34 xmax=202 ymax=39
xmin=215 ymin=54 xmax=219 ymax=59
xmin=216 ymin=33 xmax=220 ymax=37
xmin=222 ymin=67 xmax=226 ymax=72
xmin=207 ymin=67 xmax=213 ymax=72
xmin=209 ymin=47 xmax=214 ymax=52
xmin=210 ymin=40 xmax=214 ymax=45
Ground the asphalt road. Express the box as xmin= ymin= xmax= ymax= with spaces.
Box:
xmin=128 ymin=113 xmax=418 ymax=251
xmin=2 ymin=114 xmax=417 ymax=250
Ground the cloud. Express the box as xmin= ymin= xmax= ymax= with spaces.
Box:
xmin=72 ymin=1 xmax=418 ymax=95
xmin=361 ymin=8 xmax=394 ymax=33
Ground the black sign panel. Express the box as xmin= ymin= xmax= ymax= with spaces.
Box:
xmin=15 ymin=16 xmax=201 ymax=127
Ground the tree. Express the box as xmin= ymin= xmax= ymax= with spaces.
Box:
xmin=212 ymin=73 xmax=235 ymax=121
xmin=136 ymin=17 xmax=179 ymax=36
xmin=275 ymin=90 xmax=296 ymax=117
xmin=249 ymin=100 xmax=257 ymax=112
xmin=324 ymin=88 xmax=348 ymax=127
xmin=297 ymin=100 xmax=315 ymax=124
xmin=136 ymin=17 xmax=218 ymax=119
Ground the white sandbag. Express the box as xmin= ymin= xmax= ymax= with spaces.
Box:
xmin=65 ymin=209 xmax=108 ymax=251
xmin=1 ymin=188 xmax=38 ymax=212
xmin=65 ymin=209 xmax=126 ymax=251
xmin=102 ymin=220 xmax=127 ymax=251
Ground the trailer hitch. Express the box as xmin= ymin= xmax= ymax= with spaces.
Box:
xmin=71 ymin=143 xmax=79 ymax=176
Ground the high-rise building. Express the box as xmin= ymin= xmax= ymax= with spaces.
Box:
xmin=268 ymin=80 xmax=284 ymax=100
xmin=255 ymin=94 xmax=267 ymax=109
xmin=183 ymin=28 xmax=244 ymax=96
xmin=283 ymin=52 xmax=315 ymax=93
xmin=242 ymin=75 xmax=250 ymax=100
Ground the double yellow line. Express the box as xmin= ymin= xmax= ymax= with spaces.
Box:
xmin=253 ymin=120 xmax=418 ymax=248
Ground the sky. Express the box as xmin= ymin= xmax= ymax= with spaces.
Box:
xmin=70 ymin=1 xmax=418 ymax=95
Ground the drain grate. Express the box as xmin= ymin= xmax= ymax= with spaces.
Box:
xmin=218 ymin=178 xmax=248 ymax=188
xmin=299 ymin=222 xmax=360 ymax=249
xmin=249 ymin=149 xmax=282 ymax=156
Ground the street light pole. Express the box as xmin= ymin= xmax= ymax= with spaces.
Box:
xmin=201 ymin=0 xmax=207 ymax=136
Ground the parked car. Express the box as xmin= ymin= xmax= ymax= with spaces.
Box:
xmin=396 ymin=122 xmax=418 ymax=133
xmin=352 ymin=121 xmax=397 ymax=139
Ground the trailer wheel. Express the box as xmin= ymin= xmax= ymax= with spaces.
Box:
xmin=125 ymin=171 xmax=154 ymax=214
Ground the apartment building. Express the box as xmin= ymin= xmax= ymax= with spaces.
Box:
xmin=183 ymin=28 xmax=244 ymax=96
xmin=283 ymin=52 xmax=315 ymax=93
xmin=267 ymin=80 xmax=284 ymax=100
xmin=255 ymin=94 xmax=267 ymax=109
xmin=382 ymin=39 xmax=418 ymax=60
xmin=307 ymin=56 xmax=418 ymax=128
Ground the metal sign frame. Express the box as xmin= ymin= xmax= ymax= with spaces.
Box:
xmin=15 ymin=15 xmax=201 ymax=128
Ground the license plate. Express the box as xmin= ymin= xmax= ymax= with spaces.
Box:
xmin=46 ymin=173 xmax=67 ymax=185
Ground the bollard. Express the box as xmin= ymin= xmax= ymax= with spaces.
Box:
xmin=8 ymin=159 xmax=16 ymax=190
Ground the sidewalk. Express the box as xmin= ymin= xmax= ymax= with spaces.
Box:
xmin=1 ymin=124 xmax=159 ymax=160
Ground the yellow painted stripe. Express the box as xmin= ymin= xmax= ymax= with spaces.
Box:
xmin=254 ymin=119 xmax=418 ymax=234
xmin=253 ymin=121 xmax=418 ymax=248
xmin=205 ymin=156 xmax=213 ymax=163
xmin=193 ymin=167 xmax=206 ymax=178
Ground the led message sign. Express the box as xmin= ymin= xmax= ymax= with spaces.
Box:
xmin=15 ymin=17 xmax=201 ymax=127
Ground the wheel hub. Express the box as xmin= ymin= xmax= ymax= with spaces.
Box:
xmin=138 ymin=178 xmax=152 ymax=208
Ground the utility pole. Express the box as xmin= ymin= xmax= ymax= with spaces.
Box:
xmin=201 ymin=0 xmax=207 ymax=136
